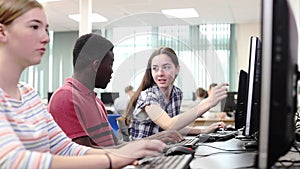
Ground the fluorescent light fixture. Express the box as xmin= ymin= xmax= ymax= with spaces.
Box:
xmin=37 ymin=0 xmax=61 ymax=2
xmin=68 ymin=13 xmax=108 ymax=23
xmin=161 ymin=8 xmax=199 ymax=18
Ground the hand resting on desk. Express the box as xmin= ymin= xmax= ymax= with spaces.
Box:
xmin=201 ymin=121 xmax=227 ymax=134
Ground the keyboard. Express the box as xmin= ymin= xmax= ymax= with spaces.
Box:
xmin=137 ymin=154 xmax=193 ymax=169
xmin=167 ymin=137 xmax=200 ymax=149
xmin=197 ymin=131 xmax=238 ymax=142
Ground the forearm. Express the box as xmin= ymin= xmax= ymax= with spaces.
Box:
xmin=179 ymin=126 xmax=202 ymax=135
xmin=180 ymin=122 xmax=225 ymax=135
xmin=51 ymin=138 xmax=166 ymax=169
xmin=148 ymin=102 xmax=211 ymax=131
xmin=85 ymin=147 xmax=107 ymax=155
xmin=159 ymin=102 xmax=211 ymax=130
xmin=51 ymin=154 xmax=111 ymax=169
xmin=104 ymin=142 xmax=128 ymax=149
xmin=173 ymin=84 xmax=228 ymax=130
xmin=59 ymin=148 xmax=130 ymax=169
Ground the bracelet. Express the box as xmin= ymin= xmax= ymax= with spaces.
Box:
xmin=105 ymin=153 xmax=112 ymax=169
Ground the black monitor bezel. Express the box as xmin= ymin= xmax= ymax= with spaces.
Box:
xmin=244 ymin=36 xmax=262 ymax=137
xmin=235 ymin=70 xmax=248 ymax=130
xmin=258 ymin=0 xmax=298 ymax=167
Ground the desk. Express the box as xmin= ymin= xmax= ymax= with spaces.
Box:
xmin=190 ymin=138 xmax=256 ymax=169
xmin=190 ymin=138 xmax=300 ymax=169
xmin=123 ymin=137 xmax=300 ymax=169
xmin=191 ymin=118 xmax=235 ymax=127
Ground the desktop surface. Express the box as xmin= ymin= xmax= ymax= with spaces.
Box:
xmin=191 ymin=117 xmax=235 ymax=127
xmin=191 ymin=138 xmax=257 ymax=169
xmin=124 ymin=135 xmax=300 ymax=169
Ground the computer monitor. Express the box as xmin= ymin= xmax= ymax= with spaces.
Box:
xmin=235 ymin=70 xmax=248 ymax=130
xmin=244 ymin=36 xmax=262 ymax=137
xmin=223 ymin=92 xmax=238 ymax=113
xmin=100 ymin=92 xmax=119 ymax=105
xmin=258 ymin=0 xmax=299 ymax=168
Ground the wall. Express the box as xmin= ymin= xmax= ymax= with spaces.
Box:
xmin=45 ymin=23 xmax=261 ymax=96
xmin=34 ymin=0 xmax=300 ymax=97
xmin=236 ymin=22 xmax=261 ymax=74
xmin=51 ymin=32 xmax=78 ymax=92
xmin=235 ymin=0 xmax=300 ymax=77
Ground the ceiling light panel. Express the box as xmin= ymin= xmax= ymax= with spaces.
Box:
xmin=161 ymin=8 xmax=199 ymax=18
xmin=68 ymin=13 xmax=108 ymax=23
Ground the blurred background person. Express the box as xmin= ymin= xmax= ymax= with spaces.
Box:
xmin=114 ymin=85 xmax=135 ymax=141
xmin=194 ymin=87 xmax=208 ymax=104
xmin=114 ymin=85 xmax=135 ymax=115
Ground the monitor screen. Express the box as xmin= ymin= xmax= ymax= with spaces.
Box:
xmin=258 ymin=0 xmax=299 ymax=167
xmin=244 ymin=36 xmax=262 ymax=137
xmin=223 ymin=92 xmax=238 ymax=113
xmin=235 ymin=70 xmax=248 ymax=130
xmin=100 ymin=92 xmax=119 ymax=105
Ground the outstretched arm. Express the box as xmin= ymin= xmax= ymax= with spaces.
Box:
xmin=145 ymin=83 xmax=228 ymax=132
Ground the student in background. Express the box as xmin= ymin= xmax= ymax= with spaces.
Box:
xmin=114 ymin=85 xmax=135 ymax=141
xmin=48 ymin=33 xmax=183 ymax=147
xmin=0 ymin=0 xmax=166 ymax=168
xmin=114 ymin=85 xmax=135 ymax=115
xmin=124 ymin=47 xmax=228 ymax=140
xmin=194 ymin=87 xmax=208 ymax=104
xmin=187 ymin=87 xmax=208 ymax=113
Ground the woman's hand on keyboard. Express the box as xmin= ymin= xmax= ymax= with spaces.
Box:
xmin=108 ymin=139 xmax=166 ymax=168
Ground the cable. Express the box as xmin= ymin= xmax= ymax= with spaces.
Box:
xmin=197 ymin=144 xmax=256 ymax=152
xmin=194 ymin=150 xmax=255 ymax=157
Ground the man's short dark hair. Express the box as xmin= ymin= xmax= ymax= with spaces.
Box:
xmin=73 ymin=33 xmax=113 ymax=69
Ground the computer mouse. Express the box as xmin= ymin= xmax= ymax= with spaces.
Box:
xmin=164 ymin=145 xmax=195 ymax=156
xmin=226 ymin=125 xmax=236 ymax=131
xmin=243 ymin=141 xmax=258 ymax=149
